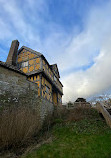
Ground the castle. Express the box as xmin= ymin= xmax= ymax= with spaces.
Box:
xmin=4 ymin=40 xmax=63 ymax=105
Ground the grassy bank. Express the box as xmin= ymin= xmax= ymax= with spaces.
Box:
xmin=22 ymin=108 xmax=111 ymax=158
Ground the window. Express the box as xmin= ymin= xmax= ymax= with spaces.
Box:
xmin=46 ymin=85 xmax=50 ymax=93
xmin=21 ymin=61 xmax=28 ymax=67
xmin=59 ymin=98 xmax=62 ymax=103
xmin=54 ymin=75 xmax=57 ymax=81
xmin=55 ymin=69 xmax=57 ymax=74
xmin=17 ymin=63 xmax=20 ymax=69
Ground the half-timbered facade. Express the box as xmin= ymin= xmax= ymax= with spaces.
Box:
xmin=6 ymin=40 xmax=63 ymax=105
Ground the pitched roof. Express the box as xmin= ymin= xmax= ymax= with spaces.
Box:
xmin=18 ymin=46 xmax=51 ymax=66
xmin=75 ymin=98 xmax=86 ymax=102
xmin=17 ymin=45 xmax=62 ymax=83
xmin=27 ymin=69 xmax=63 ymax=87
xmin=18 ymin=46 xmax=42 ymax=56
xmin=27 ymin=69 xmax=63 ymax=95
xmin=50 ymin=64 xmax=60 ymax=78
xmin=18 ymin=46 xmax=60 ymax=77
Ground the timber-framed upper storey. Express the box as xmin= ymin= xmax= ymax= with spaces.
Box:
xmin=5 ymin=40 xmax=63 ymax=105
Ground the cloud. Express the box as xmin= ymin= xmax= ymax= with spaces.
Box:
xmin=0 ymin=0 xmax=49 ymax=49
xmin=62 ymin=1 xmax=111 ymax=102
xmin=0 ymin=0 xmax=111 ymax=103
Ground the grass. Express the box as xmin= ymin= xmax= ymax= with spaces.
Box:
xmin=21 ymin=108 xmax=111 ymax=158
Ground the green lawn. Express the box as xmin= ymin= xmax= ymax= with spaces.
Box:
xmin=22 ymin=109 xmax=111 ymax=158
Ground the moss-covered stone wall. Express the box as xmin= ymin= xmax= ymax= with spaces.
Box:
xmin=0 ymin=65 xmax=54 ymax=123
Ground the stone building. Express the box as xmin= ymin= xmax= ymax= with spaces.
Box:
xmin=4 ymin=40 xmax=63 ymax=105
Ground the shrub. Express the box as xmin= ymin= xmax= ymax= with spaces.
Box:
xmin=53 ymin=106 xmax=68 ymax=121
xmin=53 ymin=104 xmax=96 ymax=123
xmin=66 ymin=106 xmax=97 ymax=122
xmin=0 ymin=106 xmax=41 ymax=150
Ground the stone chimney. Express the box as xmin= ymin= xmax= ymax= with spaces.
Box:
xmin=6 ymin=40 xmax=19 ymax=66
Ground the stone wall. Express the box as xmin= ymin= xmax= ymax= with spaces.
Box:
xmin=97 ymin=102 xmax=111 ymax=128
xmin=0 ymin=65 xmax=54 ymax=123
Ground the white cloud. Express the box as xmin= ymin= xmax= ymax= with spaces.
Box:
xmin=0 ymin=0 xmax=48 ymax=46
xmin=0 ymin=0 xmax=111 ymax=103
xmin=62 ymin=1 xmax=111 ymax=102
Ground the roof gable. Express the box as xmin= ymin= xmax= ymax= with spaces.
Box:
xmin=50 ymin=64 xmax=60 ymax=78
xmin=18 ymin=46 xmax=61 ymax=78
xmin=18 ymin=46 xmax=42 ymax=57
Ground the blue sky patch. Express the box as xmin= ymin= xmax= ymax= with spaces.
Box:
xmin=0 ymin=0 xmax=111 ymax=102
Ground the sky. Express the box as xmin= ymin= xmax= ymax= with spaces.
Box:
xmin=0 ymin=0 xmax=111 ymax=103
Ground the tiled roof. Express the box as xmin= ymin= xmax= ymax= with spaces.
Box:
xmin=50 ymin=64 xmax=60 ymax=78
xmin=18 ymin=46 xmax=42 ymax=56
xmin=0 ymin=61 xmax=26 ymax=76
xmin=18 ymin=46 xmax=58 ymax=72
xmin=26 ymin=69 xmax=42 ymax=76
